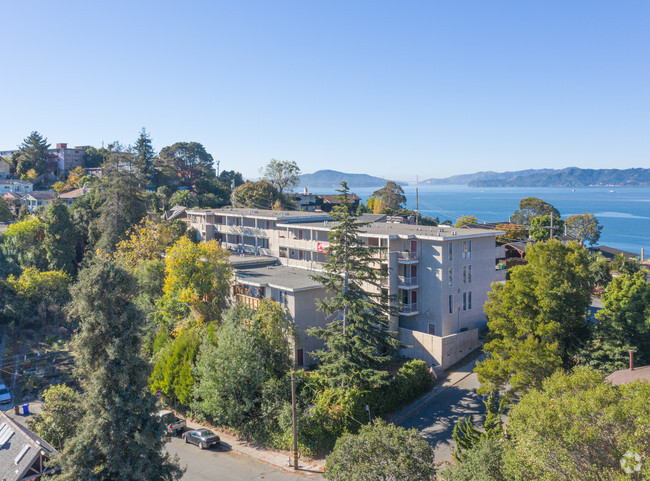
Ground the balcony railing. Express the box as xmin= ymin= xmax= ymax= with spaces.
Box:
xmin=398 ymin=276 xmax=418 ymax=287
xmin=235 ymin=294 xmax=261 ymax=310
xmin=396 ymin=251 xmax=418 ymax=262
xmin=398 ymin=303 xmax=419 ymax=315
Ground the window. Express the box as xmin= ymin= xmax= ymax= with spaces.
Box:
xmin=296 ymin=349 xmax=304 ymax=367
xmin=468 ymin=291 xmax=472 ymax=310
xmin=468 ymin=265 xmax=472 ymax=284
xmin=463 ymin=292 xmax=467 ymax=311
xmin=448 ymin=268 xmax=453 ymax=286
xmin=462 ymin=266 xmax=467 ymax=284
xmin=463 ymin=240 xmax=472 ymax=259
xmin=279 ymin=290 xmax=288 ymax=305
xmin=449 ymin=294 xmax=453 ymax=314
xmin=448 ymin=243 xmax=453 ymax=261
xmin=428 ymin=324 xmax=435 ymax=335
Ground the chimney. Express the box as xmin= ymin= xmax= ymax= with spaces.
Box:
xmin=642 ymin=248 xmax=645 ymax=262
xmin=629 ymin=350 xmax=635 ymax=371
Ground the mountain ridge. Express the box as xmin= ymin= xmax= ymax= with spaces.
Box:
xmin=424 ymin=167 xmax=650 ymax=187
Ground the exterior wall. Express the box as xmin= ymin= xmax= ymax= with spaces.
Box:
xmin=399 ymin=327 xmax=480 ymax=369
xmin=290 ymin=287 xmax=330 ymax=367
xmin=439 ymin=236 xmax=495 ymax=335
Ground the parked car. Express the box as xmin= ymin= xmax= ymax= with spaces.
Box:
xmin=157 ymin=410 xmax=186 ymax=436
xmin=0 ymin=383 xmax=11 ymax=404
xmin=182 ymin=429 xmax=220 ymax=449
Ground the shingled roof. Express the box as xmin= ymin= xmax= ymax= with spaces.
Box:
xmin=0 ymin=411 xmax=59 ymax=481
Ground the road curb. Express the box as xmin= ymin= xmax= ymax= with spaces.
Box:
xmin=181 ymin=417 xmax=324 ymax=476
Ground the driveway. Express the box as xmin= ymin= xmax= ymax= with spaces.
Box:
xmin=398 ymin=365 xmax=486 ymax=463
xmin=167 ymin=433 xmax=323 ymax=481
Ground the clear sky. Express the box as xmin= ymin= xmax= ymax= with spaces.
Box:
xmin=1 ymin=1 xmax=648 ymax=180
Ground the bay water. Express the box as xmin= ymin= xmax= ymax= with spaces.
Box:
xmin=351 ymin=185 xmax=650 ymax=255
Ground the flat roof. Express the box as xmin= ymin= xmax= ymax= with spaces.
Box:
xmin=286 ymin=219 xmax=503 ymax=240
xmin=235 ymin=264 xmax=324 ymax=292
xmin=229 ymin=255 xmax=278 ymax=268
xmin=187 ymin=207 xmax=331 ymax=222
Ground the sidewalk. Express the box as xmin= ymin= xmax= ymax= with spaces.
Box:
xmin=390 ymin=349 xmax=485 ymax=425
xmin=183 ymin=417 xmax=325 ymax=476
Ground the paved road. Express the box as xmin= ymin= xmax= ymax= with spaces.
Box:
xmin=398 ymin=372 xmax=485 ymax=463
xmin=167 ymin=435 xmax=323 ymax=481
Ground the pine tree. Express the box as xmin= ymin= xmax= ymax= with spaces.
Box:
xmin=43 ymin=200 xmax=78 ymax=274
xmin=308 ymin=182 xmax=400 ymax=388
xmin=16 ymin=131 xmax=50 ymax=176
xmin=134 ymin=128 xmax=156 ymax=186
xmin=55 ymin=259 xmax=183 ymax=481
xmin=95 ymin=146 xmax=148 ymax=252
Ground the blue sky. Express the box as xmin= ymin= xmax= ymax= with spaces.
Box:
xmin=1 ymin=1 xmax=648 ymax=180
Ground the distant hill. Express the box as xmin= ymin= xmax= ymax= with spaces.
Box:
xmin=469 ymin=168 xmax=650 ymax=187
xmin=299 ymin=170 xmax=399 ymax=189
xmin=423 ymin=169 xmax=557 ymax=185
xmin=423 ymin=168 xmax=650 ymax=187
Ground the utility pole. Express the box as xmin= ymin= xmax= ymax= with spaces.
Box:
xmin=216 ymin=160 xmax=220 ymax=177
xmin=231 ymin=179 xmax=236 ymax=209
xmin=291 ymin=370 xmax=298 ymax=470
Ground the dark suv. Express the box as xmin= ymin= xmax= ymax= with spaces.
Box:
xmin=182 ymin=429 xmax=220 ymax=449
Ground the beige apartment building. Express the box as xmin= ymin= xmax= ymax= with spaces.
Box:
xmin=186 ymin=207 xmax=504 ymax=369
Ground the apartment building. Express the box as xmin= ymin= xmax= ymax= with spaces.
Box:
xmin=0 ymin=143 xmax=90 ymax=175
xmin=186 ymin=208 xmax=503 ymax=369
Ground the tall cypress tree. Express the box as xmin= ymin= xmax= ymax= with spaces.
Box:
xmin=308 ymin=182 xmax=400 ymax=388
xmin=16 ymin=131 xmax=50 ymax=176
xmin=43 ymin=200 xmax=78 ymax=275
xmin=96 ymin=145 xmax=148 ymax=252
xmin=134 ymin=128 xmax=156 ymax=186
xmin=55 ymin=259 xmax=183 ymax=481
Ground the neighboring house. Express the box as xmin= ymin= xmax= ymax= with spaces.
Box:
xmin=291 ymin=189 xmax=318 ymax=212
xmin=3 ymin=192 xmax=28 ymax=215
xmin=606 ymin=351 xmax=650 ymax=386
xmin=165 ymin=205 xmax=188 ymax=221
xmin=316 ymin=193 xmax=361 ymax=212
xmin=0 ymin=157 xmax=11 ymax=178
xmin=58 ymin=187 xmax=87 ymax=205
xmin=0 ymin=411 xmax=59 ymax=481
xmin=186 ymin=208 xmax=504 ymax=369
xmin=0 ymin=179 xmax=33 ymax=194
xmin=589 ymin=245 xmax=639 ymax=261
xmin=23 ymin=191 xmax=56 ymax=212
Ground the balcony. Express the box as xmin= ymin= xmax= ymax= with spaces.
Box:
xmin=398 ymin=276 xmax=418 ymax=289
xmin=396 ymin=251 xmax=419 ymax=264
xmin=235 ymin=294 xmax=261 ymax=310
xmin=398 ymin=303 xmax=419 ymax=316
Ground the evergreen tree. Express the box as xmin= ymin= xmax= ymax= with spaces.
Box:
xmin=95 ymin=149 xmax=148 ymax=252
xmin=134 ymin=128 xmax=156 ymax=186
xmin=43 ymin=200 xmax=78 ymax=274
xmin=308 ymin=182 xmax=400 ymax=388
xmin=16 ymin=131 xmax=50 ymax=176
xmin=0 ymin=197 xmax=13 ymax=222
xmin=55 ymin=259 xmax=183 ymax=481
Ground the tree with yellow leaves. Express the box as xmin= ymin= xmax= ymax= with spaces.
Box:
xmin=157 ymin=237 xmax=232 ymax=333
xmin=114 ymin=218 xmax=184 ymax=267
